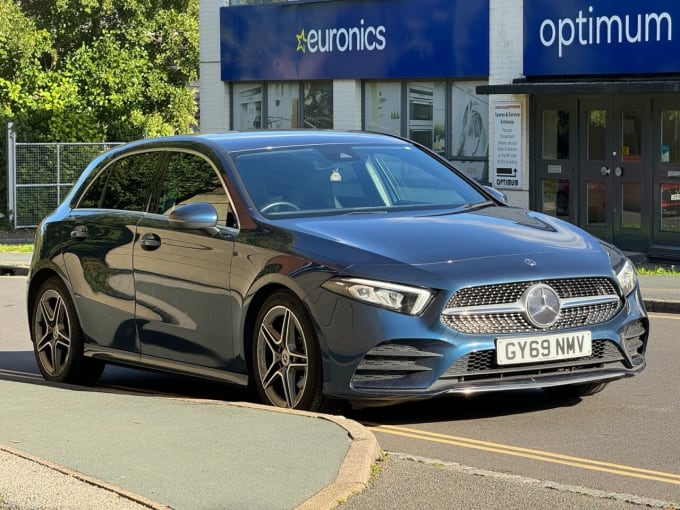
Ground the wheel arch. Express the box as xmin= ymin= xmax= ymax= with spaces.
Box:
xmin=27 ymin=268 xmax=69 ymax=325
xmin=242 ymin=282 xmax=327 ymax=383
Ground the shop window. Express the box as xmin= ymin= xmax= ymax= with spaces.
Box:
xmin=303 ymin=81 xmax=333 ymax=128
xmin=233 ymin=83 xmax=263 ymax=130
xmin=620 ymin=182 xmax=641 ymax=229
xmin=363 ymin=80 xmax=489 ymax=183
xmin=661 ymin=183 xmax=680 ymax=232
xmin=451 ymin=81 xmax=488 ymax=183
xmin=407 ymin=80 xmax=446 ymax=154
xmin=451 ymin=81 xmax=487 ymax=158
xmin=364 ymin=81 xmax=401 ymax=136
xmin=541 ymin=178 xmax=569 ymax=218
xmin=267 ymin=83 xmax=299 ymax=129
xmin=661 ymin=111 xmax=680 ymax=163
xmin=542 ymin=110 xmax=569 ymax=160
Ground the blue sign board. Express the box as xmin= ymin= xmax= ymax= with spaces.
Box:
xmin=525 ymin=0 xmax=679 ymax=76
xmin=220 ymin=0 xmax=489 ymax=81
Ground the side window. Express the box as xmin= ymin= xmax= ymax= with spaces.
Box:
xmin=158 ymin=152 xmax=236 ymax=228
xmin=78 ymin=152 xmax=162 ymax=211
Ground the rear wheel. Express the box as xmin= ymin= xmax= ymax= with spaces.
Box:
xmin=251 ymin=291 xmax=327 ymax=411
xmin=31 ymin=277 xmax=105 ymax=385
xmin=543 ymin=382 xmax=608 ymax=398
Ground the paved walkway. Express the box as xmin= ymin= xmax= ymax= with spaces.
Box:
xmin=0 ymin=379 xmax=379 ymax=510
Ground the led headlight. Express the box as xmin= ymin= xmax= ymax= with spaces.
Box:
xmin=602 ymin=241 xmax=638 ymax=296
xmin=322 ymin=277 xmax=434 ymax=315
xmin=616 ymin=259 xmax=637 ymax=296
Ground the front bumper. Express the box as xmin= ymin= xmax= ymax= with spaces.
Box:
xmin=318 ymin=284 xmax=648 ymax=405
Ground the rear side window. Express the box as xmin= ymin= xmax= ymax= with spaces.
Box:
xmin=77 ymin=152 xmax=163 ymax=211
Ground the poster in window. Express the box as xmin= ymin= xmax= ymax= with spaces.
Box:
xmin=233 ymin=84 xmax=262 ymax=130
xmin=303 ymin=81 xmax=333 ymax=129
xmin=364 ymin=82 xmax=401 ymax=136
xmin=267 ymin=82 xmax=299 ymax=128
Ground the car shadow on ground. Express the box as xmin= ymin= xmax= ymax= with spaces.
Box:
xmin=1 ymin=350 xmax=580 ymax=422
xmin=0 ymin=350 xmax=255 ymax=403
xmin=348 ymin=389 xmax=583 ymax=425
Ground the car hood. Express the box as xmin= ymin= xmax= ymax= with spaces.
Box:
xmin=273 ymin=206 xmax=615 ymax=287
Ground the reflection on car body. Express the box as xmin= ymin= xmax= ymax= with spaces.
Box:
xmin=27 ymin=131 xmax=648 ymax=411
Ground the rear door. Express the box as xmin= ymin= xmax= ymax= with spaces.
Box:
xmin=62 ymin=151 xmax=164 ymax=353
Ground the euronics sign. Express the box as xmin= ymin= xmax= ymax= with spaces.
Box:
xmin=525 ymin=0 xmax=678 ymax=76
xmin=220 ymin=0 xmax=489 ymax=81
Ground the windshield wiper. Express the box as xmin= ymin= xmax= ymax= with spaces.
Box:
xmin=427 ymin=201 xmax=495 ymax=216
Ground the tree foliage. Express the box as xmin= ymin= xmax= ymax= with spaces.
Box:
xmin=0 ymin=0 xmax=198 ymax=142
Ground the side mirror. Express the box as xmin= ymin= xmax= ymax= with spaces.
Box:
xmin=483 ymin=185 xmax=508 ymax=204
xmin=168 ymin=202 xmax=218 ymax=229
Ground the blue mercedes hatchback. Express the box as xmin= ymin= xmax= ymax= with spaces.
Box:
xmin=27 ymin=131 xmax=648 ymax=411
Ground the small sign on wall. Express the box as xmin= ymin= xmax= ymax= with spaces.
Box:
xmin=493 ymin=102 xmax=523 ymax=189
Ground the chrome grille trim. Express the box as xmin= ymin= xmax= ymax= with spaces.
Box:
xmin=441 ymin=277 xmax=622 ymax=334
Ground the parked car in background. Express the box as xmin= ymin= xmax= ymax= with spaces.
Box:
xmin=27 ymin=131 xmax=648 ymax=411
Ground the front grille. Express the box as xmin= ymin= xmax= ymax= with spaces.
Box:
xmin=442 ymin=339 xmax=625 ymax=381
xmin=442 ymin=277 xmax=622 ymax=334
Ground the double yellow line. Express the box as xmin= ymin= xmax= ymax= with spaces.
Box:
xmin=365 ymin=423 xmax=680 ymax=486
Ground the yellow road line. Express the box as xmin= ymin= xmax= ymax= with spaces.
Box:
xmin=365 ymin=422 xmax=680 ymax=486
xmin=649 ymin=312 xmax=680 ymax=320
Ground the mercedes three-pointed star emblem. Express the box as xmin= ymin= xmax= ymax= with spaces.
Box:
xmin=522 ymin=283 xmax=561 ymax=328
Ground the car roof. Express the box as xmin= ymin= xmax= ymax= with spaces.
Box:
xmin=115 ymin=130 xmax=411 ymax=155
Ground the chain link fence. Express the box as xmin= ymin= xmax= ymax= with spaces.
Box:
xmin=12 ymin=142 xmax=122 ymax=228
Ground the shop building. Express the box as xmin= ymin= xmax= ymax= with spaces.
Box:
xmin=199 ymin=0 xmax=680 ymax=260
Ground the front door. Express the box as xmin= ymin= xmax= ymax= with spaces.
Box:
xmin=578 ymin=96 xmax=649 ymax=251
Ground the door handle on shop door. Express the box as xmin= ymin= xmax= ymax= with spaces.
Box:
xmin=600 ymin=166 xmax=611 ymax=176
xmin=140 ymin=232 xmax=161 ymax=251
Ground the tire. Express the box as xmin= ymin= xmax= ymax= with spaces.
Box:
xmin=251 ymin=290 xmax=328 ymax=411
xmin=543 ymin=382 xmax=609 ymax=399
xmin=31 ymin=277 xmax=105 ymax=385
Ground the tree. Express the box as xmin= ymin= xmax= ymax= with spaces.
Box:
xmin=4 ymin=0 xmax=199 ymax=142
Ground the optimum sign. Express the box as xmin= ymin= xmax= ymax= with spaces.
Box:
xmin=220 ymin=0 xmax=488 ymax=81
xmin=525 ymin=0 xmax=678 ymax=76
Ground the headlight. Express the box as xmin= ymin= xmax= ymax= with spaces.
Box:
xmin=616 ymin=259 xmax=638 ymax=296
xmin=602 ymin=241 xmax=638 ymax=296
xmin=322 ymin=277 xmax=434 ymax=315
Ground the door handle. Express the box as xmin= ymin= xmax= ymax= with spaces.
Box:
xmin=139 ymin=232 xmax=161 ymax=251
xmin=600 ymin=166 xmax=611 ymax=177
xmin=614 ymin=166 xmax=624 ymax=177
xmin=70 ymin=225 xmax=88 ymax=240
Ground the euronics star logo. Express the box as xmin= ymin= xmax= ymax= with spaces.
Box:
xmin=296 ymin=29 xmax=308 ymax=53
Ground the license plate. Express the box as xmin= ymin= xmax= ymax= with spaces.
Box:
xmin=496 ymin=331 xmax=592 ymax=366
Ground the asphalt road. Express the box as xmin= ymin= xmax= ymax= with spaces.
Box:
xmin=2 ymin=275 xmax=679 ymax=508
xmin=347 ymin=311 xmax=680 ymax=506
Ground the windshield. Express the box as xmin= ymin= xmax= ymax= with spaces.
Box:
xmin=234 ymin=143 xmax=488 ymax=216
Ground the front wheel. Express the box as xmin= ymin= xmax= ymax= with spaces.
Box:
xmin=31 ymin=277 xmax=105 ymax=385
xmin=251 ymin=291 xmax=327 ymax=411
